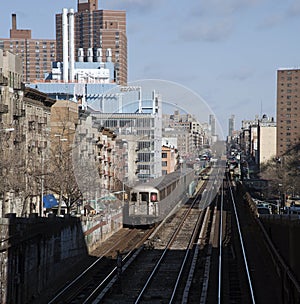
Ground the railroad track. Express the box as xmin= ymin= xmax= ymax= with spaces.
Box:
xmin=46 ymin=228 xmax=153 ymax=304
xmin=45 ymin=170 xmax=214 ymax=304
xmin=93 ymin=189 xmax=212 ymax=304
xmin=47 ymin=166 xmax=285 ymax=304
xmin=218 ymin=178 xmax=255 ymax=303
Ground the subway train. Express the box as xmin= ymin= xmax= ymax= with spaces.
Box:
xmin=123 ymin=168 xmax=196 ymax=227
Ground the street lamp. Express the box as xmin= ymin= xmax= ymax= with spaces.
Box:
xmin=40 ymin=127 xmax=50 ymax=217
xmin=278 ymin=183 xmax=283 ymax=214
xmin=54 ymin=134 xmax=68 ymax=216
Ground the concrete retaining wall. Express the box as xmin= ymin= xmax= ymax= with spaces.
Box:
xmin=82 ymin=209 xmax=123 ymax=253
xmin=260 ymin=215 xmax=300 ymax=283
xmin=238 ymin=182 xmax=300 ymax=299
xmin=0 ymin=208 xmax=123 ymax=304
xmin=0 ymin=214 xmax=88 ymax=304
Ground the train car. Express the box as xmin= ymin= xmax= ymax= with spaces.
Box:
xmin=123 ymin=168 xmax=195 ymax=227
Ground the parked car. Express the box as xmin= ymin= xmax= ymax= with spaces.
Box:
xmin=257 ymin=206 xmax=271 ymax=217
xmin=287 ymin=201 xmax=300 ymax=215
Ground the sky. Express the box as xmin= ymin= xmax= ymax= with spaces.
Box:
xmin=1 ymin=0 xmax=300 ymax=135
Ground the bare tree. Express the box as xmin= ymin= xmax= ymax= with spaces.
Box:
xmin=260 ymin=143 xmax=300 ymax=199
xmin=44 ymin=140 xmax=82 ymax=215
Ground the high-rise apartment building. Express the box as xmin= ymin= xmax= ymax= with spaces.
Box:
xmin=258 ymin=115 xmax=276 ymax=166
xmin=228 ymin=114 xmax=235 ymax=137
xmin=209 ymin=114 xmax=216 ymax=136
xmin=276 ymin=68 xmax=300 ymax=156
xmin=55 ymin=0 xmax=127 ymax=85
xmin=0 ymin=14 xmax=56 ymax=82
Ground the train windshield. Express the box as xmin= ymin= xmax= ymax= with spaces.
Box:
xmin=140 ymin=192 xmax=149 ymax=202
xmin=131 ymin=193 xmax=137 ymax=202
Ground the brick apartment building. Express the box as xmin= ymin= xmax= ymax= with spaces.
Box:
xmin=55 ymin=0 xmax=127 ymax=85
xmin=276 ymin=68 xmax=300 ymax=156
xmin=0 ymin=14 xmax=56 ymax=83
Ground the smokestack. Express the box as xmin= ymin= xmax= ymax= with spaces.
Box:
xmin=106 ymin=48 xmax=112 ymax=62
xmin=12 ymin=14 xmax=17 ymax=30
xmin=68 ymin=8 xmax=75 ymax=82
xmin=62 ymin=8 xmax=69 ymax=82
xmin=96 ymin=48 xmax=102 ymax=62
xmin=87 ymin=48 xmax=93 ymax=62
xmin=78 ymin=48 xmax=84 ymax=62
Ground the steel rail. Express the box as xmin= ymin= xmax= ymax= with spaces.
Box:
xmin=134 ymin=192 xmax=202 ymax=304
xmin=217 ymin=182 xmax=224 ymax=304
xmin=168 ymin=201 xmax=206 ymax=303
xmin=47 ymin=229 xmax=135 ymax=304
xmin=228 ymin=179 xmax=256 ymax=304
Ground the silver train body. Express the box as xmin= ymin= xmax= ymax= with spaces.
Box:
xmin=123 ymin=168 xmax=196 ymax=227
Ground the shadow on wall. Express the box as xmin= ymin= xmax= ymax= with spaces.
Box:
xmin=0 ymin=213 xmax=88 ymax=304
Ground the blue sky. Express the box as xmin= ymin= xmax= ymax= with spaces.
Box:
xmin=1 ymin=0 xmax=300 ymax=134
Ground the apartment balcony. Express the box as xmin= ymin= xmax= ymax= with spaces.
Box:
xmin=78 ymin=129 xmax=87 ymax=136
xmin=0 ymin=74 xmax=8 ymax=86
xmin=28 ymin=115 xmax=38 ymax=122
xmin=0 ymin=103 xmax=8 ymax=114
xmin=97 ymin=142 xmax=103 ymax=149
xmin=86 ymin=132 xmax=94 ymax=140
xmin=14 ymin=134 xmax=26 ymax=144
xmin=13 ymin=108 xmax=25 ymax=118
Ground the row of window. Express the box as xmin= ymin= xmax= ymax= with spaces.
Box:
xmin=279 ymin=96 xmax=299 ymax=99
xmin=280 ymin=114 xmax=298 ymax=118
xmin=280 ymin=126 xmax=298 ymax=129
xmin=280 ymin=89 xmax=298 ymax=93
xmin=279 ymin=70 xmax=298 ymax=74
xmin=279 ymin=118 xmax=299 ymax=123
xmin=280 ymin=83 xmax=299 ymax=87
xmin=279 ymin=101 xmax=297 ymax=105
xmin=280 ymin=76 xmax=299 ymax=80
xmin=279 ymin=132 xmax=298 ymax=136
xmin=279 ymin=108 xmax=298 ymax=111
xmin=9 ymin=42 xmax=55 ymax=47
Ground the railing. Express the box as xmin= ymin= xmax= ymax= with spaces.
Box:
xmin=0 ymin=103 xmax=8 ymax=114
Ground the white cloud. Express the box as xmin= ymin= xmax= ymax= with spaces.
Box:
xmin=192 ymin=0 xmax=264 ymax=16
xmin=179 ymin=19 xmax=233 ymax=43
xmin=218 ymin=67 xmax=255 ymax=81
xmin=287 ymin=1 xmax=300 ymax=17
xmin=256 ymin=1 xmax=300 ymax=30
xmin=105 ymin=0 xmax=163 ymax=12
xmin=257 ymin=14 xmax=284 ymax=29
